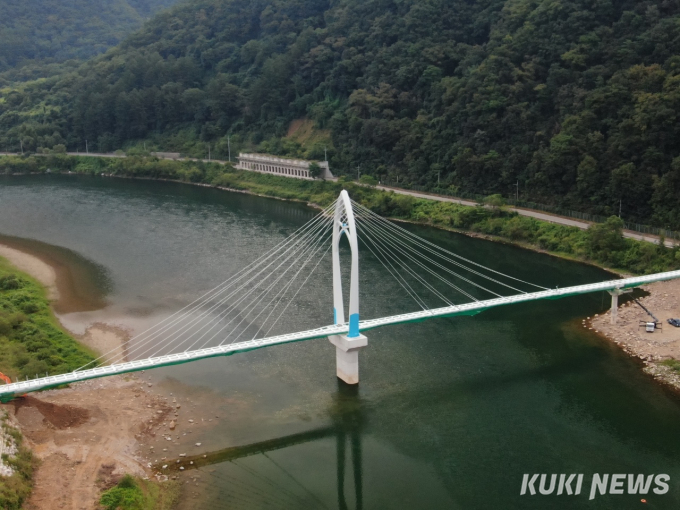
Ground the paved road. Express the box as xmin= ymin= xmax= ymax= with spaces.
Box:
xmin=377 ymin=185 xmax=675 ymax=248
xmin=1 ymin=152 xmax=672 ymax=247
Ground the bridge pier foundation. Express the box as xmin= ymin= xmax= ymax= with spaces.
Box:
xmin=607 ymin=288 xmax=632 ymax=324
xmin=328 ymin=334 xmax=367 ymax=384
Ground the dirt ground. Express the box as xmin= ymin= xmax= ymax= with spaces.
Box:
xmin=78 ymin=323 xmax=131 ymax=365
xmin=0 ymin=242 xmax=187 ymax=509
xmin=590 ymin=278 xmax=680 ymax=387
xmin=4 ymin=375 xmax=173 ymax=510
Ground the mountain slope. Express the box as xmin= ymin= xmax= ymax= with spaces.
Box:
xmin=0 ymin=0 xmax=179 ymax=73
xmin=2 ymin=0 xmax=680 ymax=228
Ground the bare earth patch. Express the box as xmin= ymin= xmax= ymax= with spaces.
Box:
xmin=4 ymin=375 xmax=173 ymax=510
xmin=590 ymin=279 xmax=680 ymax=388
xmin=78 ymin=322 xmax=131 ymax=365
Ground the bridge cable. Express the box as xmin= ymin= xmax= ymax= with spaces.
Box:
xmin=355 ymin=221 xmax=438 ymax=309
xmin=80 ymin=202 xmax=336 ymax=368
xmin=190 ymin=465 xmax=314 ymax=510
xmin=120 ymin=210 xmax=335 ymax=363
xmin=354 ymin=210 xmax=483 ymax=299
xmin=259 ymin=241 xmax=333 ymax=340
xmin=189 ymin=221 xmax=333 ymax=351
xmin=351 ymin=200 xmax=549 ymax=291
xmin=76 ymin=201 xmax=335 ymax=368
xmin=355 ymin=210 xmax=500 ymax=299
xmin=353 ymin=201 xmax=536 ymax=294
xmin=232 ymin=458 xmax=328 ymax=510
xmin=104 ymin=209 xmax=334 ymax=364
xmin=262 ymin=452 xmax=331 ymax=510
xmin=202 ymin=467 xmax=302 ymax=509
xmin=355 ymin=212 xmax=480 ymax=302
xmin=223 ymin=235 xmax=332 ymax=346
xmin=179 ymin=215 xmax=333 ymax=351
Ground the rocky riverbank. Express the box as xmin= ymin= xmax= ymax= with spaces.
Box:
xmin=12 ymin=376 xmax=177 ymax=510
xmin=590 ymin=279 xmax=680 ymax=390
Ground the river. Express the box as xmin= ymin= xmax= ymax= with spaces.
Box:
xmin=1 ymin=174 xmax=679 ymax=509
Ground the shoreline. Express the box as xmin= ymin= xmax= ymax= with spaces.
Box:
xmin=0 ymin=245 xmax=170 ymax=509
xmin=0 ymin=233 xmax=109 ymax=314
xmin=78 ymin=172 xmax=634 ymax=276
xmin=2 ymin=154 xmax=675 ymax=248
xmin=386 ymin=216 xmax=629 ymax=278
xmin=0 ymin=236 xmax=126 ymax=361
xmin=7 ymin=171 xmax=631 ymax=276
xmin=590 ymin=279 xmax=680 ymax=393
xmin=0 ymin=244 xmax=59 ymax=301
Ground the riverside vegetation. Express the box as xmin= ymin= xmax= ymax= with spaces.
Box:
xmin=100 ymin=474 xmax=179 ymax=510
xmin=0 ymin=256 xmax=96 ymax=381
xmin=2 ymin=153 xmax=679 ymax=276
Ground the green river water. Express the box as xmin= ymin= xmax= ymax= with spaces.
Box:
xmin=0 ymin=174 xmax=679 ymax=509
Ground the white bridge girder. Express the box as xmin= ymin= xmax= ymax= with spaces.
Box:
xmin=1 ymin=268 xmax=679 ymax=401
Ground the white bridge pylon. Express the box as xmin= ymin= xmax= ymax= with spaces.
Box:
xmin=329 ymin=190 xmax=367 ymax=384
xmin=1 ymin=191 xmax=680 ymax=401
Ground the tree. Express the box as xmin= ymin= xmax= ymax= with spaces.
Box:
xmin=483 ymin=194 xmax=506 ymax=209
xmin=0 ymin=0 xmax=177 ymax=73
xmin=586 ymin=216 xmax=627 ymax=264
xmin=308 ymin=162 xmax=322 ymax=179
xmin=359 ymin=174 xmax=378 ymax=186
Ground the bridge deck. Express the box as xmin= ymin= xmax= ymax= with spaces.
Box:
xmin=1 ymin=269 xmax=679 ymax=401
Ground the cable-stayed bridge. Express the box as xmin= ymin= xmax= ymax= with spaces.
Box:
xmin=1 ymin=191 xmax=679 ymax=401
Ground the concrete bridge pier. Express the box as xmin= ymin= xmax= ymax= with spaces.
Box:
xmin=329 ymin=334 xmax=367 ymax=385
xmin=607 ymin=288 xmax=632 ymax=324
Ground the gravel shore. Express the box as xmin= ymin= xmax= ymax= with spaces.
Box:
xmin=591 ymin=279 xmax=680 ymax=389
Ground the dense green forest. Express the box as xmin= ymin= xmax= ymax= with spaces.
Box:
xmin=2 ymin=0 xmax=680 ymax=228
xmin=0 ymin=0 xmax=178 ymax=79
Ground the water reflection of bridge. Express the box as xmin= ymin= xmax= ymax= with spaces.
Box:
xmin=157 ymin=383 xmax=365 ymax=509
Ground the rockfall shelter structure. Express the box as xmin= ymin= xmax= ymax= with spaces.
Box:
xmin=236 ymin=153 xmax=334 ymax=180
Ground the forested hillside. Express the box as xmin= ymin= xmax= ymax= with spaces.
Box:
xmin=2 ymin=0 xmax=680 ymax=228
xmin=0 ymin=0 xmax=178 ymax=76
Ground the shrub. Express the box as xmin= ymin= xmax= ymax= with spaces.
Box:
xmin=100 ymin=475 xmax=144 ymax=510
xmin=0 ymin=260 xmax=94 ymax=380
xmin=20 ymin=303 xmax=39 ymax=314
xmin=0 ymin=276 xmax=21 ymax=291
